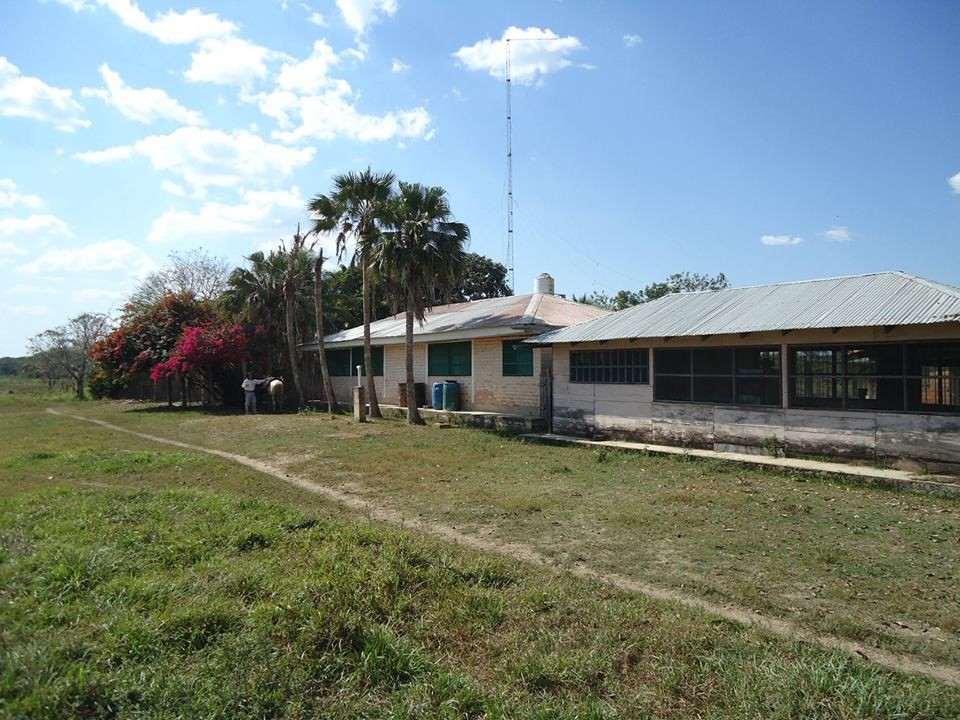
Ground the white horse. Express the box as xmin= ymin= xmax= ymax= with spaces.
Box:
xmin=268 ymin=378 xmax=284 ymax=412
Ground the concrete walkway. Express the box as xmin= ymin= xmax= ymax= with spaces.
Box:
xmin=521 ymin=433 xmax=960 ymax=497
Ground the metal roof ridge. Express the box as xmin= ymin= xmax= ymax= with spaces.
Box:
xmin=891 ymin=271 xmax=960 ymax=297
xmin=519 ymin=292 xmax=544 ymax=325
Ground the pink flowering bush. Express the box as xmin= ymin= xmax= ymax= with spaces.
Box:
xmin=151 ymin=323 xmax=248 ymax=382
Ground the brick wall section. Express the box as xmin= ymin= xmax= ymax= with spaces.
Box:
xmin=470 ymin=336 xmax=540 ymax=414
xmin=329 ymin=374 xmax=385 ymax=408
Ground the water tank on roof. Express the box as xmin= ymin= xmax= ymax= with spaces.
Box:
xmin=534 ymin=273 xmax=555 ymax=295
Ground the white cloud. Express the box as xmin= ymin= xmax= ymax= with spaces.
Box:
xmin=308 ymin=12 xmax=326 ymax=26
xmin=81 ymin=63 xmax=205 ymax=125
xmin=275 ymin=40 xmax=340 ymax=95
xmin=272 ymin=90 xmax=432 ymax=143
xmin=18 ymin=239 xmax=156 ymax=275
xmin=185 ymin=37 xmax=286 ymax=86
xmin=94 ymin=0 xmax=235 ymax=44
xmin=341 ymin=46 xmax=367 ymax=63
xmin=147 ymin=186 xmax=306 ymax=243
xmin=0 ymin=179 xmax=44 ymax=209
xmin=949 ymin=171 xmax=960 ymax=194
xmin=824 ymin=225 xmax=852 ymax=242
xmin=161 ymin=180 xmax=187 ymax=197
xmin=336 ymin=0 xmax=397 ymax=35
xmin=243 ymin=89 xmax=301 ymax=128
xmin=454 ymin=26 xmax=584 ymax=86
xmin=74 ymin=127 xmax=315 ymax=193
xmin=240 ymin=39 xmax=432 ymax=144
xmin=391 ymin=59 xmax=409 ymax=73
xmin=55 ymin=0 xmax=94 ymax=11
xmin=0 ymin=214 xmax=72 ymax=238
xmin=761 ymin=234 xmax=802 ymax=246
xmin=74 ymin=145 xmax=135 ymax=163
xmin=0 ymin=56 xmax=90 ymax=132
xmin=0 ymin=302 xmax=46 ymax=317
xmin=623 ymin=34 xmax=642 ymax=48
xmin=0 ymin=240 xmax=29 ymax=259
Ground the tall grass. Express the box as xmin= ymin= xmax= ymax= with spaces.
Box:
xmin=1 ymin=488 xmax=957 ymax=718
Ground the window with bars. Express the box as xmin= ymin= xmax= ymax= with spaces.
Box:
xmin=502 ymin=340 xmax=534 ymax=377
xmin=653 ymin=347 xmax=781 ymax=406
xmin=907 ymin=343 xmax=960 ymax=411
xmin=428 ymin=341 xmax=472 ymax=376
xmin=570 ymin=349 xmax=649 ymax=384
xmin=788 ymin=342 xmax=960 ymax=412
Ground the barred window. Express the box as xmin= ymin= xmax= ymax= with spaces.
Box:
xmin=654 ymin=347 xmax=781 ymax=406
xmin=570 ymin=349 xmax=649 ymax=384
xmin=789 ymin=342 xmax=960 ymax=412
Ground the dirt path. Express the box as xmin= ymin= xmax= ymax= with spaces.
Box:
xmin=47 ymin=407 xmax=960 ymax=688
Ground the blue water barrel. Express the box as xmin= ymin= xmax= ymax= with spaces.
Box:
xmin=442 ymin=381 xmax=460 ymax=411
xmin=432 ymin=382 xmax=444 ymax=409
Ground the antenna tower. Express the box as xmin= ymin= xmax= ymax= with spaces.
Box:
xmin=505 ymin=38 xmax=515 ymax=294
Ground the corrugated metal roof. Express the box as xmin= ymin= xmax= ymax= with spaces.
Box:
xmin=529 ymin=272 xmax=960 ymax=345
xmin=301 ymin=292 xmax=611 ymax=350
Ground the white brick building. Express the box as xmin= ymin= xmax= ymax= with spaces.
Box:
xmin=301 ymin=276 xmax=610 ymax=416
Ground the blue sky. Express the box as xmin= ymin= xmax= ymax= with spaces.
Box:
xmin=1 ymin=0 xmax=959 ymax=356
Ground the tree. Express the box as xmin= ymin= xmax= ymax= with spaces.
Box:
xmin=579 ymin=272 xmax=730 ymax=310
xmin=444 ymin=253 xmax=510 ymax=303
xmin=150 ymin=322 xmax=248 ymax=404
xmin=309 ymin=168 xmax=396 ymax=419
xmin=90 ymin=292 xmax=215 ymax=404
xmin=312 ymin=248 xmax=338 ymax=413
xmin=129 ymin=249 xmax=229 ymax=308
xmin=642 ymin=272 xmax=729 ymax=301
xmin=376 ymin=182 xmax=469 ymax=424
xmin=29 ymin=313 xmax=108 ymax=399
xmin=220 ymin=249 xmax=313 ymax=377
xmin=280 ymin=225 xmax=309 ymax=409
xmin=320 ymin=264 xmax=392 ymax=332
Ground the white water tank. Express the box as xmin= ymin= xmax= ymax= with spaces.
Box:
xmin=534 ymin=273 xmax=555 ymax=295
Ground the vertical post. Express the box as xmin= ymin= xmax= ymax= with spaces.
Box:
xmin=353 ymin=385 xmax=367 ymax=423
xmin=505 ymin=37 xmax=515 ymax=294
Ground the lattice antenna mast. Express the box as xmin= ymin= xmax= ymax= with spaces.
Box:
xmin=505 ymin=38 xmax=515 ymax=294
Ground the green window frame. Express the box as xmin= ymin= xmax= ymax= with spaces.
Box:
xmin=428 ymin=341 xmax=472 ymax=376
xmin=326 ymin=347 xmax=383 ymax=377
xmin=502 ymin=340 xmax=534 ymax=377
xmin=325 ymin=349 xmax=352 ymax=377
xmin=351 ymin=346 xmax=383 ymax=376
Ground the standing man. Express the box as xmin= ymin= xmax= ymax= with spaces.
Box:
xmin=241 ymin=372 xmax=269 ymax=415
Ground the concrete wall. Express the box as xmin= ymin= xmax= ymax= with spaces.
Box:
xmin=550 ymin=323 xmax=960 ymax=465
xmin=326 ymin=335 xmax=543 ymax=416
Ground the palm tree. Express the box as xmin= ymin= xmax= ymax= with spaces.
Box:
xmin=312 ymin=247 xmax=338 ymax=413
xmin=221 ymin=248 xmax=313 ymax=378
xmin=375 ymin=182 xmax=469 ymax=424
xmin=282 ymin=225 xmax=309 ymax=409
xmin=308 ymin=168 xmax=396 ymax=419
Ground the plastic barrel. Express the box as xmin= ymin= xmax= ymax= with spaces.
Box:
xmin=442 ymin=381 xmax=460 ymax=411
xmin=432 ymin=382 xmax=444 ymax=409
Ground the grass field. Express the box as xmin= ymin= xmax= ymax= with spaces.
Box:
xmin=2 ymin=382 xmax=959 ymax=717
